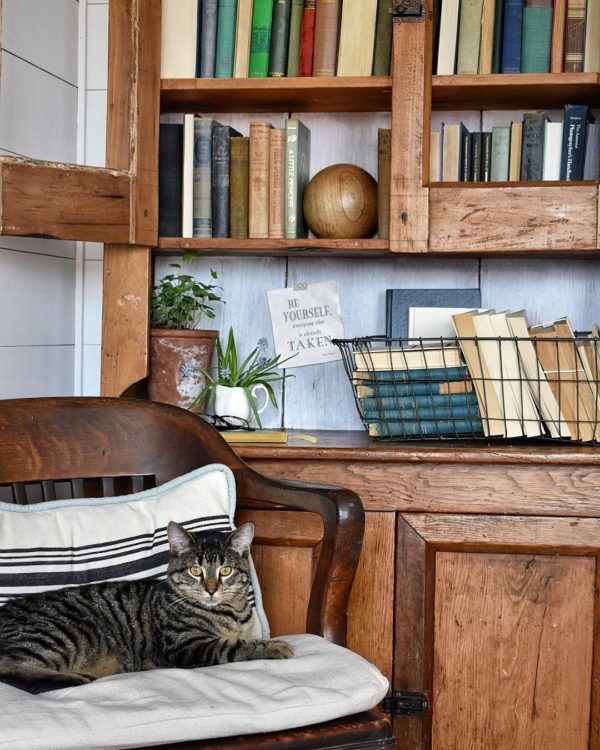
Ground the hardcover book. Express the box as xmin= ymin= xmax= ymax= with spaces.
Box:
xmin=471 ymin=131 xmax=483 ymax=181
xmin=481 ymin=131 xmax=493 ymax=181
xmin=461 ymin=129 xmax=473 ymax=182
xmin=215 ymin=0 xmax=239 ymax=78
xmin=182 ymin=114 xmax=195 ymax=238
xmin=501 ymin=0 xmax=524 ymax=72
xmin=509 ymin=122 xmax=523 ymax=180
xmin=161 ymin=0 xmax=198 ymax=78
xmin=234 ymin=0 xmax=254 ymax=77
xmin=430 ymin=129 xmax=443 ymax=182
xmin=456 ymin=0 xmax=485 ymax=73
xmin=521 ymin=0 xmax=553 ymax=72
xmin=158 ymin=122 xmax=183 ymax=237
xmin=491 ymin=0 xmax=504 ymax=72
xmin=583 ymin=122 xmax=600 ymax=180
xmin=442 ymin=122 xmax=468 ymax=182
xmin=490 ymin=126 xmax=511 ymax=182
xmin=286 ymin=0 xmax=305 ymax=76
xmin=313 ymin=0 xmax=341 ymax=76
xmin=230 ymin=137 xmax=250 ymax=238
xmin=542 ymin=121 xmax=563 ymax=180
xmin=551 ymin=0 xmax=568 ymax=70
xmin=249 ymin=122 xmax=273 ymax=238
xmin=386 ymin=288 xmax=481 ymax=339
xmin=368 ymin=418 xmax=484 ymax=438
xmin=584 ymin=0 xmax=600 ymax=71
xmin=563 ymin=0 xmax=586 ymax=71
xmin=373 ymin=0 xmax=393 ymax=75
xmin=479 ymin=0 xmax=496 ymax=73
xmin=560 ymin=104 xmax=592 ymax=180
xmin=199 ymin=0 xmax=219 ymax=78
xmin=520 ymin=111 xmax=547 ymax=181
xmin=212 ymin=124 xmax=242 ymax=237
xmin=437 ymin=0 xmax=461 ymax=74
xmin=269 ymin=0 xmax=293 ymax=77
xmin=193 ymin=117 xmax=216 ymax=238
xmin=378 ymin=129 xmax=392 ymax=240
xmin=353 ymin=365 xmax=471 ymax=384
xmin=337 ymin=0 xmax=378 ymax=76
xmin=358 ymin=392 xmax=478 ymax=413
xmin=299 ymin=0 xmax=317 ymax=75
xmin=249 ymin=0 xmax=275 ymax=77
xmin=353 ymin=346 xmax=464 ymax=372
xmin=269 ymin=128 xmax=286 ymax=238
xmin=361 ymin=401 xmax=481 ymax=422
xmin=284 ymin=118 xmax=311 ymax=239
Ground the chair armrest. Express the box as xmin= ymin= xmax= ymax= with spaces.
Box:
xmin=234 ymin=466 xmax=364 ymax=646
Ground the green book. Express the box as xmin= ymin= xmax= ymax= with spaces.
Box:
xmin=373 ymin=0 xmax=393 ymax=75
xmin=490 ymin=125 xmax=511 ymax=181
xmin=456 ymin=0 xmax=485 ymax=73
xmin=269 ymin=0 xmax=293 ymax=77
xmin=284 ymin=118 xmax=311 ymax=239
xmin=491 ymin=0 xmax=504 ymax=73
xmin=521 ymin=0 xmax=553 ymax=73
xmin=249 ymin=0 xmax=275 ymax=77
xmin=286 ymin=0 xmax=305 ymax=76
xmin=230 ymin=137 xmax=250 ymax=238
xmin=215 ymin=0 xmax=238 ymax=77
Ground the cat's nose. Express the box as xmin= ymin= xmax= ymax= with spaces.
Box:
xmin=205 ymin=580 xmax=219 ymax=595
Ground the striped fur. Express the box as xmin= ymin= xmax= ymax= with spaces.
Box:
xmin=0 ymin=522 xmax=292 ymax=693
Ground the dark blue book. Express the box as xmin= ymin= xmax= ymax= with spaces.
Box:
xmin=501 ymin=0 xmax=524 ymax=73
xmin=211 ymin=124 xmax=242 ymax=238
xmin=368 ymin=418 xmax=484 ymax=438
xmin=158 ymin=123 xmax=184 ymax=237
xmin=195 ymin=0 xmax=203 ymax=77
xmin=199 ymin=0 xmax=218 ymax=77
xmin=560 ymin=105 xmax=593 ymax=181
xmin=385 ymin=289 xmax=481 ymax=339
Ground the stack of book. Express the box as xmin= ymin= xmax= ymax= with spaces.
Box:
xmin=161 ymin=0 xmax=394 ymax=80
xmin=434 ymin=0 xmax=599 ymax=74
xmin=431 ymin=104 xmax=599 ymax=182
xmin=159 ymin=116 xmax=310 ymax=239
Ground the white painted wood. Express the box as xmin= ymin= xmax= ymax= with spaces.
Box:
xmin=84 ymin=90 xmax=107 ymax=166
xmin=1 ymin=0 xmax=78 ymax=85
xmin=83 ymin=259 xmax=103 ymax=346
xmin=0 ymin=52 xmax=77 ymax=162
xmin=86 ymin=2 xmax=108 ymax=90
xmin=84 ymin=242 xmax=104 ymax=261
xmin=82 ymin=344 xmax=101 ymax=396
xmin=0 ymin=236 xmax=76 ymax=259
xmin=0 ymin=346 xmax=74 ymax=398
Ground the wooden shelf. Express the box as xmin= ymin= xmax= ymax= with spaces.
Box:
xmin=156 ymin=237 xmax=390 ymax=257
xmin=161 ymin=76 xmax=393 ymax=113
xmin=432 ymin=73 xmax=600 ymax=110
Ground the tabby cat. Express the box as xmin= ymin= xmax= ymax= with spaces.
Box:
xmin=0 ymin=521 xmax=292 ymax=693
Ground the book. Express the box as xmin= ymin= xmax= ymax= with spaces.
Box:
xmin=561 ymin=104 xmax=592 ymax=180
xmin=356 ymin=376 xmax=474 ymax=398
xmin=269 ymin=128 xmax=286 ymax=239
xmin=313 ymin=0 xmax=341 ymax=76
xmin=284 ymin=118 xmax=311 ymax=239
xmin=490 ymin=126 xmax=511 ymax=182
xmin=481 ymin=131 xmax=493 ymax=181
xmin=506 ymin=310 xmax=570 ymax=438
xmin=358 ymin=391 xmax=479 ymax=414
xmin=337 ymin=0 xmax=378 ymax=76
xmin=551 ymin=0 xmax=568 ymax=71
xmin=520 ymin=111 xmax=547 ymax=181
xmin=287 ymin=0 xmax=305 ymax=76
xmin=456 ymin=0 xmax=485 ymax=73
xmin=161 ymin=0 xmax=198 ymax=78
xmin=386 ymin=288 xmax=481 ymax=339
xmin=212 ymin=124 xmax=242 ymax=238
xmin=193 ymin=117 xmax=215 ymax=238
xmin=299 ymin=0 xmax=317 ymax=75
xmin=479 ymin=0 xmax=496 ymax=73
xmin=430 ymin=129 xmax=443 ymax=182
xmin=214 ymin=0 xmax=238 ymax=78
xmin=584 ymin=0 xmax=600 ymax=71
xmin=583 ymin=122 xmax=600 ymax=180
xmin=199 ymin=0 xmax=219 ymax=78
xmin=542 ymin=121 xmax=563 ymax=180
xmin=443 ymin=123 xmax=468 ymax=182
xmin=230 ymin=136 xmax=250 ymax=238
xmin=234 ymin=0 xmax=254 ymax=77
xmin=563 ymin=0 xmax=586 ymax=71
xmin=492 ymin=0 xmax=504 ymax=72
xmin=378 ymin=129 xmax=391 ymax=240
xmin=471 ymin=131 xmax=482 ymax=181
xmin=432 ymin=0 xmax=443 ymax=74
xmin=368 ymin=419 xmax=484 ymax=438
xmin=452 ymin=309 xmax=506 ymax=436
xmin=509 ymin=121 xmax=523 ymax=181
xmin=373 ymin=0 xmax=394 ymax=76
xmin=353 ymin=345 xmax=464 ymax=372
xmin=437 ymin=0 xmax=461 ymax=74
xmin=461 ymin=129 xmax=473 ymax=182
xmin=521 ymin=0 xmax=553 ymax=73
xmin=408 ymin=306 xmax=482 ymax=338
xmin=182 ymin=113 xmax=195 ymax=238
xmin=501 ymin=0 xmax=524 ymax=72
xmin=269 ymin=0 xmax=293 ymax=77
xmin=158 ymin=122 xmax=183 ymax=237
xmin=362 ymin=402 xmax=481 ymax=422
xmin=249 ymin=122 xmax=273 ymax=238
xmin=249 ymin=0 xmax=275 ymax=77
xmin=220 ymin=430 xmax=288 ymax=443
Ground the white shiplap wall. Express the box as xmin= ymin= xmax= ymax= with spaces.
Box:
xmin=0 ymin=0 xmax=78 ymax=398
xmin=81 ymin=3 xmax=600 ymax=429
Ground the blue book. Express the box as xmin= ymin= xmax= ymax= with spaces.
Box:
xmin=560 ymin=105 xmax=593 ymax=181
xmin=193 ymin=117 xmax=216 ymax=238
xmin=199 ymin=0 xmax=218 ymax=77
xmin=195 ymin=0 xmax=203 ymax=77
xmin=368 ymin=419 xmax=484 ymax=438
xmin=385 ymin=289 xmax=481 ymax=339
xmin=501 ymin=0 xmax=524 ymax=73
xmin=354 ymin=365 xmax=471 ymax=384
xmin=359 ymin=391 xmax=479 ymax=413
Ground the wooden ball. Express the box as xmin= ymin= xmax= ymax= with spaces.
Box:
xmin=303 ymin=164 xmax=378 ymax=239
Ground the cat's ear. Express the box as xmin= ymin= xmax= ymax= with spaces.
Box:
xmin=226 ymin=523 xmax=254 ymax=556
xmin=167 ymin=521 xmax=195 ymax=555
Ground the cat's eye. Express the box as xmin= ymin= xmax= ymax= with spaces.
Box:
xmin=189 ymin=566 xmax=202 ymax=577
xmin=219 ymin=566 xmax=233 ymax=577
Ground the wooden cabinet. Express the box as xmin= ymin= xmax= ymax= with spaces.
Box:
xmin=237 ymin=432 xmax=600 ymax=750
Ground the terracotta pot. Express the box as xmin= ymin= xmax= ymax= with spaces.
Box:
xmin=148 ymin=328 xmax=218 ymax=410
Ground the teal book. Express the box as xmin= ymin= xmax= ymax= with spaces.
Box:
xmin=521 ymin=0 xmax=552 ymax=73
xmin=269 ymin=0 xmax=293 ymax=77
xmin=356 ymin=379 xmax=473 ymax=399
xmin=359 ymin=391 xmax=479 ymax=413
xmin=490 ymin=125 xmax=511 ymax=181
xmin=215 ymin=0 xmax=238 ymax=77
xmin=249 ymin=0 xmax=275 ymax=77
xmin=354 ymin=365 xmax=471 ymax=383
xmin=368 ymin=418 xmax=484 ymax=438
xmin=193 ymin=117 xmax=215 ymax=238
xmin=287 ymin=0 xmax=305 ymax=76
xmin=363 ymin=404 xmax=481 ymax=421
xmin=284 ymin=118 xmax=311 ymax=239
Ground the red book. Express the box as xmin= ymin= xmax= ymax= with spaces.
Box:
xmin=299 ymin=0 xmax=317 ymax=76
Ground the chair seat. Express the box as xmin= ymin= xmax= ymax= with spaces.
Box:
xmin=1 ymin=634 xmax=389 ymax=750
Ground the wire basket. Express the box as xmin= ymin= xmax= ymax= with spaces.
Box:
xmin=333 ymin=335 xmax=600 ymax=443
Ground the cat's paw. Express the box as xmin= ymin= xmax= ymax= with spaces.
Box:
xmin=264 ymin=640 xmax=294 ymax=659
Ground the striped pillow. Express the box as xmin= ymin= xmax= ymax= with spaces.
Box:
xmin=0 ymin=464 xmax=268 ymax=638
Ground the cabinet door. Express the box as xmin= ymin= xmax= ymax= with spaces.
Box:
xmin=394 ymin=513 xmax=600 ymax=750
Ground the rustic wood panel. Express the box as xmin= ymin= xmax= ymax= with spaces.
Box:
xmin=432 ymin=553 xmax=595 ymax=750
xmin=235 ymin=509 xmax=323 ymax=547
xmin=591 ymin=560 xmax=600 ymax=750
xmin=429 ymin=185 xmax=599 ymax=253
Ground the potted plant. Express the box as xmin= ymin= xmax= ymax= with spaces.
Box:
xmin=191 ymin=328 xmax=294 ymax=428
xmin=149 ymin=256 xmax=224 ymax=409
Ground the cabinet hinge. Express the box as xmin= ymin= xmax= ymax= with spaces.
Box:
xmin=393 ymin=0 xmax=427 ymax=22
xmin=380 ymin=691 xmax=429 ymax=716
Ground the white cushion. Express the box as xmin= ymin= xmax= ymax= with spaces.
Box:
xmin=0 ymin=634 xmax=389 ymax=749
xmin=0 ymin=464 xmax=268 ymax=638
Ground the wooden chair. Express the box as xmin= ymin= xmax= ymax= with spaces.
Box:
xmin=0 ymin=397 xmax=394 ymax=750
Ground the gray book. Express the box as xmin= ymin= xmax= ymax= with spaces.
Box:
xmin=520 ymin=112 xmax=547 ymax=181
xmin=200 ymin=0 xmax=219 ymax=77
xmin=583 ymin=122 xmax=599 ymax=181
xmin=490 ymin=126 xmax=510 ymax=181
xmin=385 ymin=288 xmax=482 ymax=339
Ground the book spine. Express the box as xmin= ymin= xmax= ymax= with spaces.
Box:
xmin=269 ymin=0 xmax=293 ymax=76
xmin=456 ymin=0 xmax=484 ymax=74
xmin=490 ymin=126 xmax=510 ymax=181
xmin=200 ymin=0 xmax=219 ymax=77
xmin=560 ymin=104 xmax=590 ymax=180
xmin=285 ymin=119 xmax=299 ymax=239
xmin=521 ymin=2 xmax=553 ymax=73
xmin=215 ymin=0 xmax=238 ymax=78
xmin=491 ymin=0 xmax=504 ymax=72
xmin=313 ymin=0 xmax=341 ymax=76
xmin=368 ymin=419 xmax=484 ymax=438
xmin=354 ymin=365 xmax=472 ymax=383
xmin=211 ymin=126 xmax=233 ymax=238
xmin=478 ymin=0 xmax=496 ymax=74
xmin=563 ymin=0 xmax=586 ymax=71
xmin=583 ymin=123 xmax=600 ymax=180
xmin=249 ymin=0 xmax=275 ymax=77
xmin=158 ymin=123 xmax=184 ymax=238
xmin=363 ymin=404 xmax=481 ymax=421
xmin=584 ymin=0 xmax=600 ymax=72
xmin=230 ymin=137 xmax=250 ymax=238
xmin=249 ymin=122 xmax=271 ymax=238
xmin=481 ymin=131 xmax=493 ymax=181
xmin=287 ymin=0 xmax=305 ymax=76
xmin=161 ymin=0 xmax=198 ymax=78
xmin=234 ymin=0 xmax=254 ymax=77
xmin=299 ymin=0 xmax=317 ymax=75
xmin=357 ymin=380 xmax=474 ymax=398
xmin=471 ymin=131 xmax=482 ymax=182
xmin=182 ymin=114 xmax=195 ymax=238
xmin=337 ymin=0 xmax=379 ymax=77
xmin=520 ymin=112 xmax=546 ymax=181
xmin=269 ymin=129 xmax=286 ymax=238
xmin=501 ymin=0 xmax=524 ymax=72
xmin=377 ymin=129 xmax=391 ymax=240
xmin=542 ymin=121 xmax=563 ymax=180
xmin=373 ymin=0 xmax=393 ymax=75
xmin=359 ymin=391 xmax=479 ymax=412
xmin=432 ymin=0 xmax=443 ymax=74
xmin=193 ymin=118 xmax=213 ymax=238
xmin=509 ymin=122 xmax=523 ymax=180
xmin=550 ymin=0 xmax=567 ymax=71
xmin=461 ymin=130 xmax=473 ymax=182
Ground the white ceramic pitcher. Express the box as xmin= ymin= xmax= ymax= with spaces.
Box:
xmin=214 ymin=384 xmax=269 ymax=426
